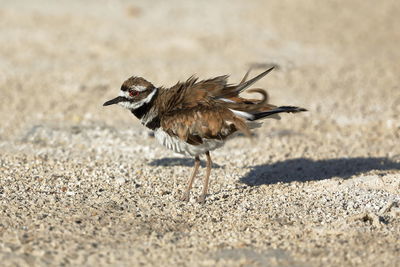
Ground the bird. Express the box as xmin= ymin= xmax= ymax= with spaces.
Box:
xmin=103 ymin=67 xmax=306 ymax=203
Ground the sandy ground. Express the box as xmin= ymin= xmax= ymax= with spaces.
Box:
xmin=1 ymin=0 xmax=400 ymax=266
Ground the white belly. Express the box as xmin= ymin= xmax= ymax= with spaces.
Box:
xmin=154 ymin=129 xmax=225 ymax=156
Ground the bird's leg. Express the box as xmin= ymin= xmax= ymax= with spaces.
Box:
xmin=180 ymin=156 xmax=200 ymax=202
xmin=198 ymin=151 xmax=212 ymax=204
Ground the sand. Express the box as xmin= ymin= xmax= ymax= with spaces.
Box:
xmin=0 ymin=0 xmax=399 ymax=266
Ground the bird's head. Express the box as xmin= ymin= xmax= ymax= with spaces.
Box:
xmin=103 ymin=76 xmax=157 ymax=110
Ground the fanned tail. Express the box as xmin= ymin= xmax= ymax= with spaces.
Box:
xmin=214 ymin=68 xmax=307 ymax=124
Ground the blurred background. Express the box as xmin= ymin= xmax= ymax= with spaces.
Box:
xmin=1 ymin=0 xmax=399 ymax=139
xmin=0 ymin=1 xmax=399 ymax=266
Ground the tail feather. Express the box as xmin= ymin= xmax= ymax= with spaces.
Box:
xmin=249 ymin=106 xmax=307 ymax=121
xmin=234 ymin=67 xmax=275 ymax=94
xmin=218 ymin=67 xmax=307 ymax=124
xmin=219 ymin=67 xmax=275 ymax=98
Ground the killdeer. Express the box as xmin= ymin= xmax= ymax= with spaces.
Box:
xmin=103 ymin=67 xmax=306 ymax=203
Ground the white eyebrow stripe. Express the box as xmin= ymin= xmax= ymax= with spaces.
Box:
xmin=119 ymin=85 xmax=148 ymax=98
xmin=135 ymin=85 xmax=147 ymax=92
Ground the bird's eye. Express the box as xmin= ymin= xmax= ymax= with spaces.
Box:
xmin=129 ymin=90 xmax=139 ymax=97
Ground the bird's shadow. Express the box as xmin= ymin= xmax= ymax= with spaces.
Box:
xmin=240 ymin=157 xmax=400 ymax=186
xmin=148 ymin=156 xmax=399 ymax=185
xmin=149 ymin=157 xmax=222 ymax=168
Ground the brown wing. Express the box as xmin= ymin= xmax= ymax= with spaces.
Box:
xmin=212 ymin=67 xmax=278 ymax=112
xmin=157 ymin=67 xmax=285 ymax=144
xmin=160 ymin=105 xmax=250 ymax=145
xmin=160 ymin=67 xmax=277 ymax=115
xmin=160 ymin=75 xmax=229 ymax=111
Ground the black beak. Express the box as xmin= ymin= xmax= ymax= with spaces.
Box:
xmin=103 ymin=96 xmax=126 ymax=106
